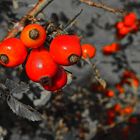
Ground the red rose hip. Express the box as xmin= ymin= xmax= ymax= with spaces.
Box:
xmin=25 ymin=47 xmax=58 ymax=82
xmin=81 ymin=44 xmax=96 ymax=59
xmin=20 ymin=24 xmax=47 ymax=48
xmin=49 ymin=35 xmax=82 ymax=66
xmin=124 ymin=12 xmax=136 ymax=27
xmin=0 ymin=38 xmax=27 ymax=67
xmin=42 ymin=66 xmax=67 ymax=91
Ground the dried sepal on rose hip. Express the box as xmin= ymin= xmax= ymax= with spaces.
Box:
xmin=25 ymin=47 xmax=58 ymax=82
xmin=81 ymin=44 xmax=96 ymax=59
xmin=49 ymin=34 xmax=82 ymax=66
xmin=20 ymin=24 xmax=46 ymax=48
xmin=0 ymin=38 xmax=27 ymax=67
xmin=42 ymin=66 xmax=67 ymax=92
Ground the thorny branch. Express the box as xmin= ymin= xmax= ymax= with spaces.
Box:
xmin=79 ymin=0 xmax=127 ymax=15
xmin=4 ymin=0 xmax=107 ymax=89
xmin=3 ymin=0 xmax=53 ymax=40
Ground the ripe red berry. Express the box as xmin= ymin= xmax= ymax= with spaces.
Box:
xmin=116 ymin=21 xmax=124 ymax=29
xmin=113 ymin=103 xmax=121 ymax=112
xmin=124 ymin=12 xmax=137 ymax=27
xmin=105 ymin=89 xmax=115 ymax=97
xmin=119 ymin=27 xmax=130 ymax=36
xmin=50 ymin=35 xmax=82 ymax=66
xmin=122 ymin=106 xmax=133 ymax=115
xmin=122 ymin=70 xmax=136 ymax=79
xmin=25 ymin=47 xmax=58 ymax=82
xmin=42 ymin=66 xmax=67 ymax=91
xmin=130 ymin=23 xmax=139 ymax=32
xmin=102 ymin=43 xmax=120 ymax=55
xmin=115 ymin=83 xmax=125 ymax=94
xmin=20 ymin=24 xmax=46 ymax=48
xmin=81 ymin=44 xmax=96 ymax=59
xmin=0 ymin=38 xmax=27 ymax=67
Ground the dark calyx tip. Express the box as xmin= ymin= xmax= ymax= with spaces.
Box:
xmin=29 ymin=29 xmax=40 ymax=40
xmin=40 ymin=76 xmax=52 ymax=86
xmin=69 ymin=54 xmax=80 ymax=64
xmin=0 ymin=54 xmax=9 ymax=64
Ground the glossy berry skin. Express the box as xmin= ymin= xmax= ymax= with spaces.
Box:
xmin=81 ymin=44 xmax=96 ymax=59
xmin=20 ymin=24 xmax=46 ymax=48
xmin=25 ymin=47 xmax=58 ymax=82
xmin=50 ymin=35 xmax=82 ymax=66
xmin=43 ymin=66 xmax=67 ymax=91
xmin=0 ymin=38 xmax=27 ymax=67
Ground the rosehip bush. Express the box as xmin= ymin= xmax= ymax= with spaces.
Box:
xmin=0 ymin=1 xmax=140 ymax=140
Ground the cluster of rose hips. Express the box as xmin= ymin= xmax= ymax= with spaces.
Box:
xmin=91 ymin=69 xmax=139 ymax=127
xmin=92 ymin=70 xmax=139 ymax=98
xmin=101 ymin=12 xmax=140 ymax=55
xmin=107 ymin=70 xmax=139 ymax=97
xmin=116 ymin=70 xmax=139 ymax=92
xmin=106 ymin=103 xmax=133 ymax=125
xmin=116 ymin=12 xmax=139 ymax=38
xmin=106 ymin=69 xmax=139 ymax=124
xmin=121 ymin=116 xmax=139 ymax=139
xmin=0 ymin=23 xmax=96 ymax=92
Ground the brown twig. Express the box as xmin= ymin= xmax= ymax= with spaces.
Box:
xmin=3 ymin=0 xmax=53 ymax=40
xmin=79 ymin=0 xmax=127 ymax=15
xmin=84 ymin=58 xmax=107 ymax=89
xmin=63 ymin=9 xmax=83 ymax=31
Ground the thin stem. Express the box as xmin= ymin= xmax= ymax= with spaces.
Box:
xmin=79 ymin=0 xmax=127 ymax=15
xmin=63 ymin=9 xmax=83 ymax=30
xmin=84 ymin=58 xmax=107 ymax=89
xmin=4 ymin=0 xmax=54 ymax=40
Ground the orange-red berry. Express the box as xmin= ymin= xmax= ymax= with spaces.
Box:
xmin=113 ymin=103 xmax=121 ymax=112
xmin=81 ymin=44 xmax=96 ymax=59
xmin=42 ymin=66 xmax=67 ymax=91
xmin=0 ymin=38 xmax=27 ymax=67
xmin=20 ymin=24 xmax=46 ymax=48
xmin=124 ymin=12 xmax=137 ymax=27
xmin=25 ymin=47 xmax=58 ymax=82
xmin=105 ymin=89 xmax=115 ymax=97
xmin=50 ymin=35 xmax=82 ymax=66
xmin=102 ymin=43 xmax=120 ymax=55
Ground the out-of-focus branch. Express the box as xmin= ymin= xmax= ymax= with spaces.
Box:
xmin=63 ymin=9 xmax=83 ymax=31
xmin=79 ymin=0 xmax=127 ymax=15
xmin=4 ymin=0 xmax=53 ymax=40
